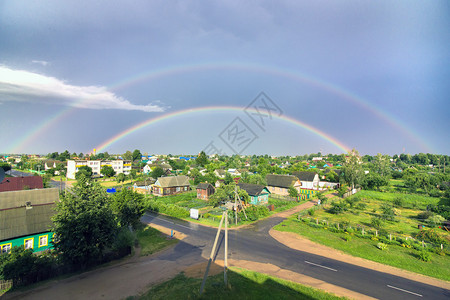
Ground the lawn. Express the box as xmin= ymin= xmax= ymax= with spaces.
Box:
xmin=275 ymin=217 xmax=450 ymax=281
xmin=136 ymin=225 xmax=178 ymax=256
xmin=308 ymin=190 xmax=443 ymax=237
xmin=131 ymin=267 xmax=345 ymax=300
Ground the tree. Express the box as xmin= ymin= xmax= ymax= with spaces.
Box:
xmin=75 ymin=166 xmax=92 ymax=180
xmin=288 ymin=186 xmax=299 ymax=198
xmin=196 ymin=151 xmax=209 ymax=167
xmin=116 ymin=173 xmax=126 ymax=183
xmin=248 ymin=174 xmax=267 ymax=185
xmin=224 ymin=172 xmax=234 ymax=185
xmin=361 ymin=173 xmax=389 ymax=190
xmin=100 ymin=165 xmax=115 ymax=178
xmin=123 ymin=151 xmax=133 ymax=161
xmin=0 ymin=162 xmax=12 ymax=172
xmin=110 ymin=188 xmax=146 ymax=229
xmin=129 ymin=169 xmax=137 ymax=180
xmin=209 ymin=183 xmax=249 ymax=207
xmin=150 ymin=166 xmax=165 ymax=179
xmin=372 ymin=153 xmax=391 ymax=177
xmin=342 ymin=149 xmax=363 ymax=190
xmin=52 ymin=175 xmax=118 ymax=269
xmin=132 ymin=149 xmax=142 ymax=162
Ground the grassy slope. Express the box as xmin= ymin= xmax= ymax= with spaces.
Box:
xmin=275 ymin=217 xmax=450 ymax=281
xmin=134 ymin=267 xmax=345 ymax=300
xmin=136 ymin=226 xmax=178 ymax=256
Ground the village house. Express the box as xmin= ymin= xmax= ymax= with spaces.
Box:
xmin=266 ymin=174 xmax=301 ymax=196
xmin=237 ymin=183 xmax=270 ymax=205
xmin=196 ymin=183 xmax=215 ymax=200
xmin=292 ymin=171 xmax=320 ymax=200
xmin=0 ymin=188 xmax=58 ymax=253
xmin=152 ymin=175 xmax=190 ymax=196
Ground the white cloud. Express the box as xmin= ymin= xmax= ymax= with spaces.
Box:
xmin=31 ymin=60 xmax=50 ymax=66
xmin=0 ymin=66 xmax=165 ymax=112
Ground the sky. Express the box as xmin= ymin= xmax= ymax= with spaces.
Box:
xmin=1 ymin=1 xmax=449 ymax=156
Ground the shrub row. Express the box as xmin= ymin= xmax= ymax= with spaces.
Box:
xmin=146 ymin=199 xmax=190 ymax=218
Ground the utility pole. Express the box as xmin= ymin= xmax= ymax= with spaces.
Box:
xmin=200 ymin=211 xmax=225 ymax=295
xmin=235 ymin=185 xmax=238 ymax=225
xmin=224 ymin=210 xmax=228 ymax=287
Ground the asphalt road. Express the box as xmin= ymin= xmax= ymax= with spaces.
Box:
xmin=142 ymin=212 xmax=450 ymax=300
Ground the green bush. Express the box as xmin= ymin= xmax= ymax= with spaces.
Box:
xmin=417 ymin=210 xmax=434 ymax=220
xmin=371 ymin=217 xmax=384 ymax=230
xmin=426 ymin=215 xmax=445 ymax=227
xmin=377 ymin=242 xmax=388 ymax=251
xmin=418 ymin=250 xmax=432 ymax=262
xmin=355 ymin=202 xmax=367 ymax=210
xmin=328 ymin=201 xmax=348 ymax=214
xmin=415 ymin=229 xmax=447 ymax=245
xmin=239 ymin=205 xmax=269 ymax=221
xmin=146 ymin=199 xmax=189 ymax=218
xmin=393 ymin=197 xmax=404 ymax=208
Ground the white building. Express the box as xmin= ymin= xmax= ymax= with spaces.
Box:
xmin=66 ymin=160 xmax=132 ymax=179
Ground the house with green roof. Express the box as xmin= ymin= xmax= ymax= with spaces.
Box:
xmin=0 ymin=188 xmax=58 ymax=253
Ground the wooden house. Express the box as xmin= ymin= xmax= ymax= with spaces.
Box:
xmin=152 ymin=175 xmax=190 ymax=196
xmin=196 ymin=183 xmax=215 ymax=200
xmin=0 ymin=188 xmax=58 ymax=253
xmin=292 ymin=171 xmax=320 ymax=199
xmin=266 ymin=174 xmax=301 ymax=196
xmin=237 ymin=183 xmax=270 ymax=205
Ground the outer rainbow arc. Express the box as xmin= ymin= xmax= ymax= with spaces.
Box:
xmin=109 ymin=62 xmax=433 ymax=153
xmin=94 ymin=106 xmax=351 ymax=154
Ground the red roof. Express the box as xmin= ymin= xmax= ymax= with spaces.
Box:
xmin=0 ymin=176 xmax=44 ymax=192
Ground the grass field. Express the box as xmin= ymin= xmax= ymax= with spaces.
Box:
xmin=136 ymin=225 xmax=178 ymax=256
xmin=275 ymin=217 xmax=450 ymax=281
xmin=308 ymin=190 xmax=443 ymax=237
xmin=131 ymin=267 xmax=345 ymax=300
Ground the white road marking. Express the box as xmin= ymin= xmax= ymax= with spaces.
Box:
xmin=304 ymin=261 xmax=338 ymax=272
xmin=387 ymin=285 xmax=423 ymax=297
xmin=154 ymin=216 xmax=191 ymax=230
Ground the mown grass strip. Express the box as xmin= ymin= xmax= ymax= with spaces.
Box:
xmin=132 ymin=267 xmax=345 ymax=300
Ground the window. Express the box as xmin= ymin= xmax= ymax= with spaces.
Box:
xmin=1 ymin=243 xmax=12 ymax=253
xmin=39 ymin=235 xmax=48 ymax=247
xmin=24 ymin=238 xmax=34 ymax=249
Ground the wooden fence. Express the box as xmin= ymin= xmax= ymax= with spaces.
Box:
xmin=342 ymin=187 xmax=361 ymax=198
xmin=0 ymin=279 xmax=13 ymax=291
xmin=270 ymin=193 xmax=298 ymax=202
